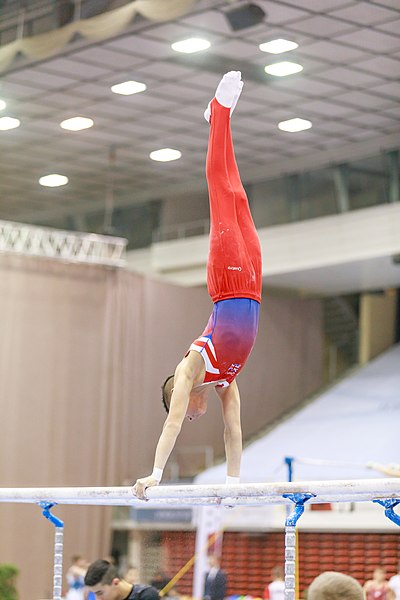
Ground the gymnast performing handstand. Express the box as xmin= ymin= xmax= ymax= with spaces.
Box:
xmin=133 ymin=71 xmax=262 ymax=499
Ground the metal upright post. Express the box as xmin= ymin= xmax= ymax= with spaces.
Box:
xmin=333 ymin=164 xmax=350 ymax=213
xmin=283 ymin=493 xmax=315 ymax=600
xmin=74 ymin=0 xmax=82 ymax=21
xmin=388 ymin=150 xmax=399 ymax=204
xmin=39 ymin=502 xmax=64 ymax=600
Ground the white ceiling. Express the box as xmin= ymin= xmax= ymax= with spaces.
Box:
xmin=266 ymin=255 xmax=400 ymax=295
xmin=0 ymin=0 xmax=399 ymax=232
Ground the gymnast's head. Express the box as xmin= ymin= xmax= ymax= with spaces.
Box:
xmin=308 ymin=572 xmax=363 ymax=600
xmin=161 ymin=373 xmax=208 ymax=421
xmin=161 ymin=375 xmax=174 ymax=413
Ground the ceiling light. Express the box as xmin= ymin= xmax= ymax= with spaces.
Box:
xmin=39 ymin=174 xmax=69 ymax=187
xmin=225 ymin=3 xmax=266 ymax=31
xmin=0 ymin=116 xmax=20 ymax=130
xmin=0 ymin=99 xmax=6 ymax=111
xmin=264 ymin=61 xmax=303 ymax=77
xmin=171 ymin=38 xmax=211 ymax=54
xmin=150 ymin=148 xmax=182 ymax=162
xmin=278 ymin=118 xmax=312 ymax=133
xmin=259 ymin=39 xmax=298 ymax=54
xmin=60 ymin=116 xmax=94 ymax=131
xmin=111 ymin=80 xmax=147 ymax=95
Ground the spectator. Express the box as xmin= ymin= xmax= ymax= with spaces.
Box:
xmin=264 ymin=566 xmax=285 ymax=600
xmin=365 ymin=568 xmax=395 ymax=600
xmin=389 ymin=565 xmax=400 ymax=600
xmin=308 ymin=571 xmax=363 ymax=600
xmin=204 ymin=555 xmax=227 ymax=600
xmin=66 ymin=555 xmax=87 ymax=600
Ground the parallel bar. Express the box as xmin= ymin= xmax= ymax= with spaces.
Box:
xmin=291 ymin=457 xmax=368 ymax=468
xmin=0 ymin=480 xmax=399 ymax=506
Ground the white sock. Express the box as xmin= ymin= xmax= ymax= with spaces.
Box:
xmin=204 ymin=71 xmax=243 ymax=123
xmin=230 ymin=80 xmax=244 ymax=113
xmin=216 ymin=70 xmax=242 ymax=107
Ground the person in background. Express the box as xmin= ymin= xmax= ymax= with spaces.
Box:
xmin=151 ymin=570 xmax=170 ymax=592
xmin=389 ymin=564 xmax=400 ymax=600
xmin=365 ymin=567 xmax=395 ymax=600
xmin=204 ymin=555 xmax=227 ymax=600
xmin=263 ymin=566 xmax=285 ymax=600
xmin=66 ymin=555 xmax=88 ymax=600
xmin=308 ymin=571 xmax=363 ymax=600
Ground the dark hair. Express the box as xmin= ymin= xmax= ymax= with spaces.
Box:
xmin=84 ymin=560 xmax=118 ymax=587
xmin=161 ymin=375 xmax=174 ymax=413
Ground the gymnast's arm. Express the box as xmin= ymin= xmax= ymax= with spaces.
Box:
xmin=217 ymin=379 xmax=242 ymax=480
xmin=133 ymin=363 xmax=195 ymax=500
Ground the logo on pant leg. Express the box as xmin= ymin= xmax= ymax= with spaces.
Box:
xmin=228 ymin=266 xmax=242 ymax=271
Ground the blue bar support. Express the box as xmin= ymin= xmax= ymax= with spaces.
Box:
xmin=283 ymin=493 xmax=315 ymax=527
xmin=373 ymin=499 xmax=400 ymax=527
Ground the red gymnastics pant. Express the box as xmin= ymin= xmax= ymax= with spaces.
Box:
xmin=206 ymin=98 xmax=262 ymax=304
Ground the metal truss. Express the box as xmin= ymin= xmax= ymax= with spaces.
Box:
xmin=0 ymin=220 xmax=127 ymax=267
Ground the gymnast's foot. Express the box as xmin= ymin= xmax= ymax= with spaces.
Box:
xmin=204 ymin=71 xmax=244 ymax=123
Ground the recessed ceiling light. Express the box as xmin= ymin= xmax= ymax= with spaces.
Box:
xmin=278 ymin=118 xmax=312 ymax=133
xmin=264 ymin=61 xmax=303 ymax=77
xmin=111 ymin=80 xmax=147 ymax=95
xmin=39 ymin=174 xmax=69 ymax=187
xmin=259 ymin=39 xmax=298 ymax=54
xmin=0 ymin=116 xmax=20 ymax=130
xmin=60 ymin=116 xmax=94 ymax=131
xmin=0 ymin=99 xmax=6 ymax=111
xmin=171 ymin=38 xmax=211 ymax=54
xmin=150 ymin=148 xmax=182 ymax=162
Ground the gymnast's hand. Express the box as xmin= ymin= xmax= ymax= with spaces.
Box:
xmin=132 ymin=475 xmax=159 ymax=500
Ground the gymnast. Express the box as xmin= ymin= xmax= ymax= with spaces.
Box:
xmin=133 ymin=71 xmax=262 ymax=500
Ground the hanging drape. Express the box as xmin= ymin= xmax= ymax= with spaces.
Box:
xmin=0 ymin=0 xmax=197 ymax=72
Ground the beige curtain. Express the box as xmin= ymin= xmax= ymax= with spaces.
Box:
xmin=0 ymin=0 xmax=197 ymax=72
xmin=0 ymin=255 xmax=144 ymax=599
